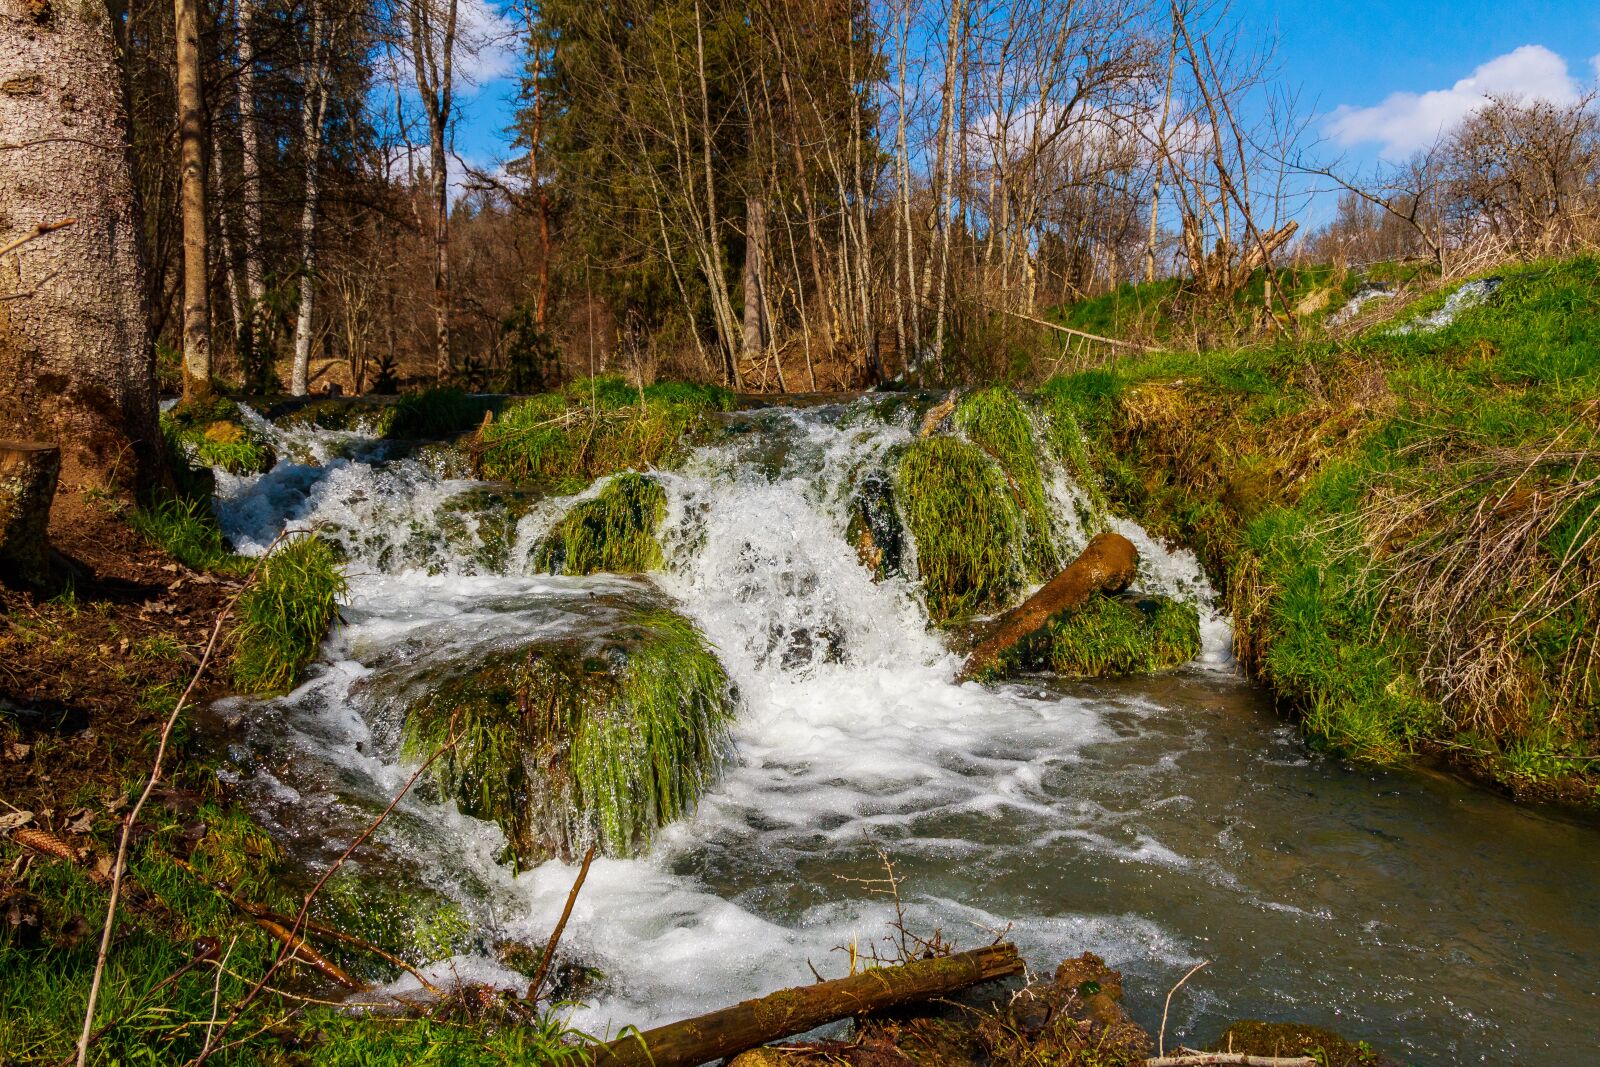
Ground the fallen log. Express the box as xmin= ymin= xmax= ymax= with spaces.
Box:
xmin=959 ymin=532 xmax=1138 ymax=681
xmin=0 ymin=440 xmax=60 ymax=587
xmin=588 ymin=943 xmax=1024 ymax=1067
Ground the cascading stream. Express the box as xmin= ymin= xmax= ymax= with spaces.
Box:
xmin=208 ymin=399 xmax=1600 ymax=1064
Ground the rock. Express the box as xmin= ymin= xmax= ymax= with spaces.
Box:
xmin=959 ymin=532 xmax=1139 ymax=680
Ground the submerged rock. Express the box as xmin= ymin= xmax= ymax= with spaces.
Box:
xmin=534 ymin=472 xmax=668 ymax=576
xmin=401 ymin=608 xmax=734 ymax=866
xmin=845 ymin=470 xmax=905 ymax=580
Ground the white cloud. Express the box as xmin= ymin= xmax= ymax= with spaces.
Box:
xmin=453 ymin=0 xmax=521 ymax=90
xmin=1327 ymin=45 xmax=1583 ymax=158
xmin=1591 ymin=52 xmax=1600 ymax=82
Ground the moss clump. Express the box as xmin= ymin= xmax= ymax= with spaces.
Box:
xmin=309 ymin=870 xmax=471 ymax=984
xmin=387 ymin=388 xmax=502 ymax=440
xmin=1211 ymin=1021 xmax=1386 ymax=1067
xmin=162 ymin=396 xmax=275 ymax=475
xmin=955 ymin=386 xmax=1059 ymax=575
xmin=402 ymin=609 xmax=733 ymax=865
xmin=995 ymin=594 xmax=1200 ymax=679
xmin=231 ymin=533 xmax=347 ymax=693
xmin=475 ymin=376 xmax=733 ymax=493
xmin=534 ymin=472 xmax=667 ymax=575
xmin=895 ymin=436 xmax=1026 ymax=623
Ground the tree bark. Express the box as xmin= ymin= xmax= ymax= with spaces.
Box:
xmin=174 ymin=0 xmax=213 ymax=401
xmin=405 ymin=0 xmax=457 ymax=383
xmin=236 ymin=0 xmax=265 ymax=344
xmin=589 ymin=943 xmax=1024 ymax=1067
xmin=741 ymin=194 xmax=766 ymax=364
xmin=960 ymin=532 xmax=1139 ymax=680
xmin=290 ymin=0 xmax=329 ymax=397
xmin=0 ymin=0 xmax=159 ymax=493
xmin=0 ymin=441 xmax=59 ymax=587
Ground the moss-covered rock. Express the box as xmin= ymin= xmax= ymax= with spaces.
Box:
xmin=895 ymin=436 xmax=1027 ymax=623
xmin=954 ymin=386 xmax=1060 ymax=575
xmin=844 ymin=470 xmax=905 ymax=580
xmin=308 ymin=869 xmax=472 ymax=984
xmin=401 ymin=609 xmax=734 ymax=866
xmin=475 ymin=376 xmax=732 ymax=493
xmin=162 ymin=397 xmax=275 ymax=475
xmin=533 ymin=473 xmax=667 ymax=576
xmin=387 ymin=388 xmax=503 ymax=440
xmin=993 ymin=593 xmax=1200 ymax=679
xmin=1211 ymin=1020 xmax=1390 ymax=1067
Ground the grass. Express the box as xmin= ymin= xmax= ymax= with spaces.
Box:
xmin=1043 ymin=254 xmax=1600 ymax=799
xmin=533 ymin=473 xmax=668 ymax=575
xmin=475 ymin=376 xmax=733 ymax=493
xmin=386 ymin=387 xmax=504 ymax=440
xmin=229 ymin=533 xmax=347 ymax=693
xmin=161 ymin=396 xmax=275 ymax=475
xmin=895 ymin=436 xmax=1026 ymax=623
xmin=954 ymin=387 xmax=1060 ymax=576
xmin=402 ymin=609 xmax=734 ymax=866
xmin=994 ymin=595 xmax=1200 ymax=679
xmin=128 ymin=496 xmax=244 ymax=574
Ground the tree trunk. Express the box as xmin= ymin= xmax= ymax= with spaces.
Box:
xmin=0 ymin=0 xmax=159 ymax=494
xmin=741 ymin=195 xmax=766 ymax=364
xmin=174 ymin=0 xmax=212 ymax=401
xmin=960 ymin=532 xmax=1139 ymax=680
xmin=0 ymin=441 xmax=60 ymax=587
xmin=236 ymin=0 xmax=265 ymax=348
xmin=589 ymin=943 xmax=1024 ymax=1067
xmin=428 ymin=116 xmax=450 ymax=380
xmin=290 ymin=3 xmax=328 ymax=398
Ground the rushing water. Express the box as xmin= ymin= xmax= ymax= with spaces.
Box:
xmin=207 ymin=399 xmax=1600 ymax=1065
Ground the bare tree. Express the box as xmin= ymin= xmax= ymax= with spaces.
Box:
xmin=404 ymin=0 xmax=459 ymax=380
xmin=173 ymin=0 xmax=212 ymax=399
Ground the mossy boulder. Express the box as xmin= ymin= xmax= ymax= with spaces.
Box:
xmin=533 ymin=472 xmax=667 ymax=575
xmin=308 ymin=868 xmax=472 ymax=984
xmin=1211 ymin=1020 xmax=1390 ymax=1067
xmin=475 ymin=376 xmax=732 ymax=493
xmin=994 ymin=593 xmax=1199 ymax=679
xmin=162 ymin=397 xmax=275 ymax=475
xmin=895 ymin=436 xmax=1027 ymax=622
xmin=954 ymin=386 xmax=1060 ymax=575
xmin=402 ymin=609 xmax=734 ymax=866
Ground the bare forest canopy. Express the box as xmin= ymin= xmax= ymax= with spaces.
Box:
xmin=100 ymin=0 xmax=1600 ymax=396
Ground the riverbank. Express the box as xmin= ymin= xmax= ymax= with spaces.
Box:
xmin=1041 ymin=255 xmax=1600 ymax=803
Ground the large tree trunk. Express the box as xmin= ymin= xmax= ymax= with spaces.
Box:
xmin=0 ymin=0 xmax=159 ymax=494
xmin=236 ymin=0 xmax=265 ymax=347
xmin=290 ymin=1 xmax=328 ymax=397
xmin=174 ymin=0 xmax=213 ymax=401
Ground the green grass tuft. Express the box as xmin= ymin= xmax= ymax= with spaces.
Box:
xmin=534 ymin=472 xmax=668 ymax=575
xmin=230 ymin=533 xmax=347 ymax=693
xmin=895 ymin=436 xmax=1026 ymax=623
xmin=386 ymin=387 xmax=503 ymax=440
xmin=476 ymin=376 xmax=733 ymax=493
xmin=995 ymin=595 xmax=1200 ymax=679
xmin=402 ymin=609 xmax=734 ymax=865
xmin=954 ymin=386 xmax=1059 ymax=575
xmin=129 ymin=496 xmax=246 ymax=574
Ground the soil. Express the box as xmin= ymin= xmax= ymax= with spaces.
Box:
xmin=0 ymin=490 xmax=242 ymax=823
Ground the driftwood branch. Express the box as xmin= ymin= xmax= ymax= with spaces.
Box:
xmin=976 ymin=298 xmax=1164 ymax=353
xmin=1145 ymin=1053 xmax=1318 ymax=1066
xmin=588 ymin=943 xmax=1024 ymax=1067
xmin=527 ymin=842 xmax=598 ymax=1002
xmin=0 ymin=217 xmax=76 ymax=261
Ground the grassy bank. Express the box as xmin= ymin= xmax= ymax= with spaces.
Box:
xmin=1043 ymin=256 xmax=1600 ymax=802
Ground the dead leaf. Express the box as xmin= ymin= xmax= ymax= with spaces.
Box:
xmin=104 ymin=794 xmax=129 ymax=812
xmin=66 ymin=810 xmax=94 ymax=834
xmin=3 ymin=742 xmax=30 ymax=761
xmin=0 ymin=811 xmax=34 ymax=832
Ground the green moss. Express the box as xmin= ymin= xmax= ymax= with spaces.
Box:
xmin=895 ymin=436 xmax=1026 ymax=623
xmin=230 ymin=533 xmax=348 ymax=693
xmin=995 ymin=595 xmax=1200 ymax=679
xmin=534 ymin=472 xmax=668 ymax=575
xmin=387 ymin=387 xmax=503 ymax=440
xmin=273 ymin=397 xmax=399 ymax=435
xmin=161 ymin=396 xmax=275 ymax=475
xmin=954 ymin=386 xmax=1059 ymax=575
xmin=309 ymin=870 xmax=472 ymax=983
xmin=476 ymin=376 xmax=732 ymax=492
xmin=402 ymin=609 xmax=734 ymax=865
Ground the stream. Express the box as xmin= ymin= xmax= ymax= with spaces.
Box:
xmin=204 ymin=399 xmax=1599 ymax=1064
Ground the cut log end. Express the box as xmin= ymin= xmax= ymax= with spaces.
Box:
xmin=0 ymin=440 xmax=61 ymax=588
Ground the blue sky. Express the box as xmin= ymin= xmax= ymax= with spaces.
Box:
xmin=445 ymin=0 xmax=1600 ymax=204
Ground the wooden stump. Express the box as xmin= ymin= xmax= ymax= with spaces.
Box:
xmin=0 ymin=441 xmax=60 ymax=587
xmin=959 ymin=532 xmax=1139 ymax=680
